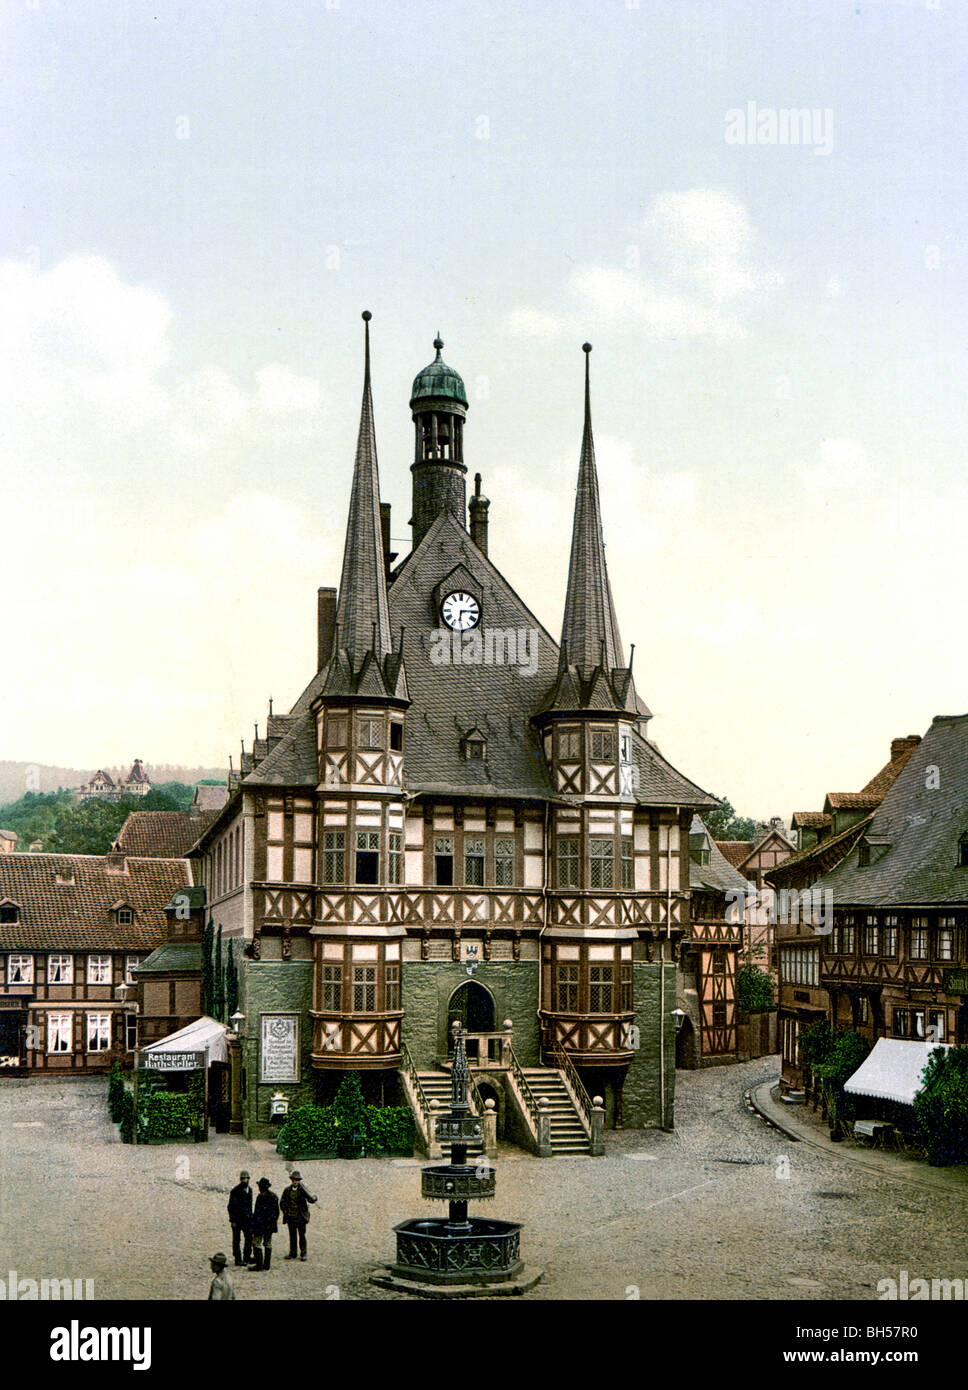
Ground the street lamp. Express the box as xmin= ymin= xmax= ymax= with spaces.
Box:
xmin=229 ymin=1011 xmax=245 ymax=1033
xmin=671 ymin=1008 xmax=686 ymax=1032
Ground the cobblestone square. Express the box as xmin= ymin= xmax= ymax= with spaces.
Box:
xmin=0 ymin=1058 xmax=964 ymax=1301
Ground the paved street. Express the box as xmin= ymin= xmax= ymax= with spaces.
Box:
xmin=0 ymin=1059 xmax=964 ymax=1300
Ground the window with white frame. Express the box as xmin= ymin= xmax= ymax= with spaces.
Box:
xmin=125 ymin=955 xmax=141 ymax=983
xmin=48 ymin=955 xmax=73 ymax=984
xmin=8 ymin=955 xmax=33 ymax=984
xmin=86 ymin=1013 xmax=112 ymax=1052
xmin=117 ymin=908 xmax=133 ymax=926
xmin=47 ymin=1013 xmax=72 ymax=1053
xmin=910 ymin=920 xmax=929 ymax=961
xmin=779 ymin=947 xmax=820 ymax=988
xmin=87 ymin=955 xmax=112 ymax=985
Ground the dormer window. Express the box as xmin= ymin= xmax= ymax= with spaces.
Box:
xmin=117 ymin=908 xmax=134 ymax=926
xmin=857 ymin=842 xmax=871 ymax=868
xmin=0 ymin=901 xmax=20 ymax=925
xmin=462 ymin=731 xmax=486 ymax=761
xmin=959 ymin=834 xmax=968 ymax=867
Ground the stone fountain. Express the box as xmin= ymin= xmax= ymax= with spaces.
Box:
xmin=370 ymin=1026 xmax=541 ymax=1297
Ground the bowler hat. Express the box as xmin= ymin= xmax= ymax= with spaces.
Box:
xmin=258 ymin=1177 xmax=271 ymax=1190
xmin=210 ymin=1253 xmax=228 ymax=1269
xmin=289 ymin=1170 xmax=301 ymax=1180
xmin=239 ymin=1171 xmax=250 ymax=1180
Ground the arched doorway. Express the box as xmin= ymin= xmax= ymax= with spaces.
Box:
xmin=446 ymin=981 xmax=496 ymax=1059
xmin=675 ymin=1017 xmax=697 ymax=1069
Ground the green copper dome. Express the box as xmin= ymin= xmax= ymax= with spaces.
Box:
xmin=410 ymin=336 xmax=468 ymax=409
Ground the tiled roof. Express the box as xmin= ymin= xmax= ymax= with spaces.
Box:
xmin=716 ymin=841 xmax=754 ymax=869
xmin=765 ymin=814 xmax=872 ymax=888
xmin=0 ymin=830 xmax=18 ymax=843
xmin=114 ymin=811 xmax=216 ymax=858
xmin=859 ymin=739 xmax=921 ymax=797
xmin=819 ymin=715 xmax=968 ymax=906
xmin=792 ymin=812 xmax=831 ymax=829
xmin=0 ymin=854 xmax=189 ymax=950
xmin=824 ymin=792 xmax=881 ymax=811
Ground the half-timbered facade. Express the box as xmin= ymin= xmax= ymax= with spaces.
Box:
xmin=190 ymin=320 xmax=720 ymax=1139
xmin=679 ymin=818 xmax=745 ymax=1065
xmin=816 ymin=715 xmax=968 ymax=1056
xmin=0 ymin=852 xmax=188 ymax=1073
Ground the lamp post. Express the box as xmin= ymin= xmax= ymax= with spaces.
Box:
xmin=226 ymin=1011 xmax=245 ymax=1135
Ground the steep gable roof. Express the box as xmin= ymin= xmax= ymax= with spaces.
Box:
xmin=818 ymin=715 xmax=968 ymax=905
xmin=114 ymin=811 xmax=216 ymax=858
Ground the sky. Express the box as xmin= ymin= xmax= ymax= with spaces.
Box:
xmin=1 ymin=0 xmax=966 ymax=819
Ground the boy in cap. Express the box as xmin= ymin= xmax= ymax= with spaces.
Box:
xmin=207 ymin=1252 xmax=235 ymax=1300
xmin=280 ymin=1170 xmax=317 ymax=1261
xmin=227 ymin=1170 xmax=253 ymax=1266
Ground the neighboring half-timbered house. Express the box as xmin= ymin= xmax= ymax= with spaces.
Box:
xmin=679 ymin=818 xmax=745 ymax=1066
xmin=189 ymin=320 xmax=721 ymax=1143
xmin=0 ymin=852 xmax=188 ymax=1073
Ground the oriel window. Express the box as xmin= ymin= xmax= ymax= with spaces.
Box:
xmin=558 ymin=727 xmax=580 ymax=760
xmin=352 ymin=966 xmax=377 ymax=1013
xmin=589 ymin=838 xmax=614 ymax=890
xmin=355 ymin=831 xmax=380 ymax=885
xmin=494 ymin=838 xmax=515 ymax=887
xmin=589 ymin=964 xmax=614 ymax=1013
xmin=321 ymin=964 xmax=342 ymax=1012
xmin=434 ymin=837 xmax=454 ymax=887
xmin=357 ymin=716 xmax=384 ymax=750
xmin=556 ymin=838 xmax=580 ymax=890
xmin=464 ymin=837 xmax=485 ymax=886
xmin=388 ymin=831 xmax=403 ymax=886
xmin=589 ymin=728 xmax=616 ymax=762
xmin=322 ymin=831 xmax=346 ymax=885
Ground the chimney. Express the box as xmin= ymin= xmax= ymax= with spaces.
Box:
xmin=317 ymin=587 xmax=337 ymax=670
xmin=891 ymin=735 xmax=921 ymax=762
xmin=380 ymin=502 xmax=393 ymax=580
xmin=469 ymin=473 xmax=490 ymax=557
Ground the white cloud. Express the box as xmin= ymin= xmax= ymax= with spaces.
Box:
xmin=506 ymin=189 xmax=780 ymax=343
xmin=803 ymin=436 xmax=872 ymax=493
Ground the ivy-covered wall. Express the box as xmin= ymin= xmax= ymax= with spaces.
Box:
xmin=621 ymin=962 xmax=678 ymax=1129
xmin=238 ymin=959 xmax=315 ymax=1139
xmin=400 ymin=961 xmax=540 ymax=1068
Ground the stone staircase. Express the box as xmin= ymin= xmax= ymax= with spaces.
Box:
xmin=416 ymin=1071 xmax=485 ymax=1160
xmin=520 ymin=1068 xmax=591 ymax=1155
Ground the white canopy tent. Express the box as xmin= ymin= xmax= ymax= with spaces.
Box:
xmin=843 ymin=1038 xmax=951 ymax=1106
xmin=140 ymin=1015 xmax=229 ymax=1070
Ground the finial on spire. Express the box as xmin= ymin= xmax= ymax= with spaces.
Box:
xmin=433 ymin=333 xmax=444 ymax=359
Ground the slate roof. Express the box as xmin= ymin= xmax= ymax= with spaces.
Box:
xmin=134 ymin=941 xmax=202 ymax=975
xmin=559 ymin=346 xmax=625 ymax=675
xmin=0 ymin=854 xmax=189 ymax=950
xmin=114 ymin=811 xmax=216 ymax=858
xmin=192 ymin=784 xmax=229 ymax=813
xmin=818 ymin=714 xmax=968 ymax=906
xmin=690 ymin=818 xmax=748 ymax=895
xmin=282 ymin=505 xmax=716 ymax=809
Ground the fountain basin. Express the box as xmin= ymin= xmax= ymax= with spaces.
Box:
xmin=391 ymin=1217 xmax=523 ymax=1285
xmin=421 ymin=1163 xmax=496 ymax=1202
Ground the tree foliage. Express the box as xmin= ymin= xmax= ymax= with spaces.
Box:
xmin=913 ymin=1046 xmax=968 ymax=1166
xmin=704 ymin=798 xmax=757 ymax=843
xmin=0 ymin=782 xmax=197 ymax=855
xmin=736 ymin=963 xmax=775 ymax=1015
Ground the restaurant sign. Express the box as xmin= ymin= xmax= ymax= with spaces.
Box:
xmin=137 ymin=1049 xmax=206 ymax=1072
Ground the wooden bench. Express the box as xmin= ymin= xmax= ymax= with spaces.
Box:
xmin=853 ymin=1119 xmax=894 ymax=1148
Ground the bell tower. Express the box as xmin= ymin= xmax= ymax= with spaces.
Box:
xmin=409 ymin=335 xmax=469 ymax=548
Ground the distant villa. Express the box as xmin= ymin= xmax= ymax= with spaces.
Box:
xmin=75 ymin=759 xmax=152 ymax=803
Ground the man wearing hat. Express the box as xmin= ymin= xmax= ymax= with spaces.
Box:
xmin=207 ymin=1253 xmax=235 ymax=1300
xmin=249 ymin=1177 xmax=280 ymax=1271
xmin=280 ymin=1170 xmax=317 ymax=1261
xmin=227 ymin=1171 xmax=253 ymax=1267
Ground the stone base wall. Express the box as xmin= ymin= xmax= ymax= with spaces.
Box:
xmin=400 ymin=961 xmax=540 ymax=1068
xmin=238 ymin=959 xmax=315 ymax=1140
xmin=621 ymin=962 xmax=677 ymax=1129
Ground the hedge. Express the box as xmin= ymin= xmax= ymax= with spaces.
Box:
xmin=108 ymin=1061 xmax=125 ymax=1123
xmin=913 ymin=1046 xmax=968 ymax=1166
xmin=276 ymin=1093 xmax=415 ymax=1160
xmin=118 ymin=1091 xmax=135 ymax=1144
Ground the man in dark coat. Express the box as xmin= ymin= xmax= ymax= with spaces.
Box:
xmin=249 ymin=1178 xmax=279 ymax=1271
xmin=227 ymin=1170 xmax=253 ymax=1267
xmin=280 ymin=1170 xmax=317 ymax=1261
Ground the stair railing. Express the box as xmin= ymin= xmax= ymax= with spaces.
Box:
xmin=552 ymin=1040 xmax=593 ymax=1135
xmin=399 ymin=1041 xmax=434 ymax=1151
xmin=506 ymin=1043 xmax=540 ymax=1130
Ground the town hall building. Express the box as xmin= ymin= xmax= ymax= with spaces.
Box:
xmin=172 ymin=317 xmax=724 ymax=1146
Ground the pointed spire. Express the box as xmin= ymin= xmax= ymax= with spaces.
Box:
xmin=559 ymin=343 xmax=625 ymax=674
xmin=334 ymin=311 xmax=392 ymax=663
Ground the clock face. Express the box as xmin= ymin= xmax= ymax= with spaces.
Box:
xmin=441 ymin=591 xmax=480 ymax=631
